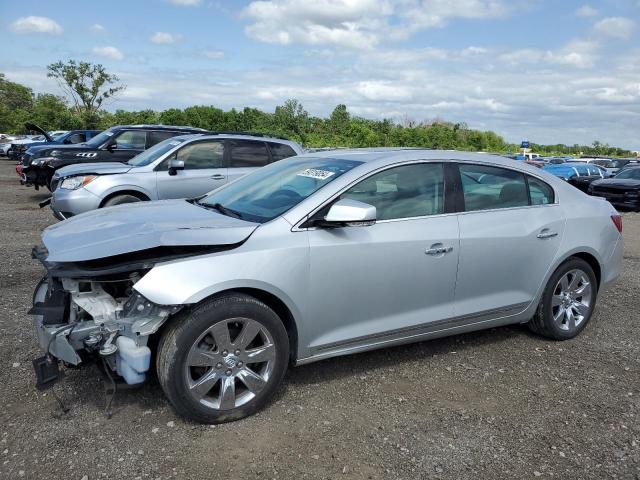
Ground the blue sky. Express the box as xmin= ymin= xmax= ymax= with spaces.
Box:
xmin=0 ymin=0 xmax=638 ymax=148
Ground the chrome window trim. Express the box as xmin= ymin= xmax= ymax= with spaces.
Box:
xmin=292 ymin=158 xmax=559 ymax=231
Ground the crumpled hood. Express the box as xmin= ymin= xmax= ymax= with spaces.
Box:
xmin=43 ymin=199 xmax=259 ymax=262
xmin=54 ymin=162 xmax=135 ymax=179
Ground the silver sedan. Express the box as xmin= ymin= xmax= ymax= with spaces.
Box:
xmin=31 ymin=149 xmax=623 ymax=423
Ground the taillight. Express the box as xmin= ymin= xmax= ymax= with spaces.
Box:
xmin=611 ymin=214 xmax=622 ymax=233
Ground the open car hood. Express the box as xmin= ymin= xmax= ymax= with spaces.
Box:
xmin=55 ymin=162 xmax=135 ymax=179
xmin=25 ymin=122 xmax=52 ymax=142
xmin=43 ymin=199 xmax=259 ymax=262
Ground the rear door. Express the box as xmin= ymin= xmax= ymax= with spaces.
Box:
xmin=155 ymin=140 xmax=226 ymax=199
xmin=454 ymin=163 xmax=564 ymax=317
xmin=226 ymin=139 xmax=272 ymax=183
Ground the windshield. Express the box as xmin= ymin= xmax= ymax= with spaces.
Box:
xmin=86 ymin=130 xmax=115 ymax=147
xmin=128 ymin=137 xmax=186 ymax=167
xmin=614 ymin=168 xmax=640 ymax=180
xmin=199 ymin=157 xmax=364 ymax=223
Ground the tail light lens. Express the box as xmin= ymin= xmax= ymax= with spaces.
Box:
xmin=611 ymin=214 xmax=622 ymax=233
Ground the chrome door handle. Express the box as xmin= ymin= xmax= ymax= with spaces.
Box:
xmin=537 ymin=230 xmax=558 ymax=239
xmin=425 ymin=246 xmax=453 ymax=256
xmin=210 ymin=174 xmax=226 ymax=180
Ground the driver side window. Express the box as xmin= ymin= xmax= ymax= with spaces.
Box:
xmin=176 ymin=141 xmax=225 ymax=169
xmin=340 ymin=163 xmax=445 ymax=221
xmin=114 ymin=130 xmax=147 ymax=149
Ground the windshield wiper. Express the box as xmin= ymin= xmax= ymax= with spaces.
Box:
xmin=199 ymin=201 xmax=244 ymax=219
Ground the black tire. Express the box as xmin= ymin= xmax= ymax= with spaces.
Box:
xmin=156 ymin=293 xmax=289 ymax=424
xmin=103 ymin=194 xmax=143 ymax=207
xmin=528 ymin=257 xmax=598 ymax=340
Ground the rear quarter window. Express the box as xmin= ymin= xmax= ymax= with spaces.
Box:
xmin=268 ymin=142 xmax=297 ymax=162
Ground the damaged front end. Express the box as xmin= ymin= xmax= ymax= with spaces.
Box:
xmin=29 ymin=246 xmax=185 ymax=388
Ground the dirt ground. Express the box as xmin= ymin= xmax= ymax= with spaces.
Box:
xmin=0 ymin=159 xmax=638 ymax=480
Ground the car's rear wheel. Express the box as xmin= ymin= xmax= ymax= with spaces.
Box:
xmin=156 ymin=293 xmax=289 ymax=423
xmin=528 ymin=258 xmax=597 ymax=340
xmin=103 ymin=194 xmax=143 ymax=207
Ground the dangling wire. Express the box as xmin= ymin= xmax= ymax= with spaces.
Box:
xmin=102 ymin=358 xmax=117 ymax=419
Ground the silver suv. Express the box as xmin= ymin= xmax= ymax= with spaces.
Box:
xmin=50 ymin=133 xmax=303 ymax=219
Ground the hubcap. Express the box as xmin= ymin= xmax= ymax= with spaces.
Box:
xmin=551 ymin=269 xmax=593 ymax=332
xmin=185 ymin=318 xmax=276 ymax=410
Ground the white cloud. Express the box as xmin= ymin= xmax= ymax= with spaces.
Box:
xmin=243 ymin=0 xmax=512 ymax=49
xmin=92 ymin=46 xmax=124 ymax=60
xmin=576 ymin=5 xmax=598 ymax=17
xmin=202 ymin=50 xmax=225 ymax=59
xmin=593 ymin=17 xmax=636 ymax=39
xmin=10 ymin=16 xmax=63 ymax=35
xmin=150 ymin=32 xmax=183 ymax=44
xmin=90 ymin=24 xmax=105 ymax=33
xmin=166 ymin=0 xmax=202 ymax=5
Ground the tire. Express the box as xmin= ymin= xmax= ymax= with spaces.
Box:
xmin=103 ymin=194 xmax=143 ymax=207
xmin=528 ymin=257 xmax=598 ymax=340
xmin=156 ymin=293 xmax=289 ymax=424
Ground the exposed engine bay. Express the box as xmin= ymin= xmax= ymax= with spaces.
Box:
xmin=29 ymin=245 xmax=195 ymax=387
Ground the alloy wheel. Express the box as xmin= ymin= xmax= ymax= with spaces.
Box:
xmin=551 ymin=269 xmax=593 ymax=332
xmin=184 ymin=318 xmax=276 ymax=410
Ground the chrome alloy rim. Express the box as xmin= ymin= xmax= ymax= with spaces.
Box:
xmin=185 ymin=318 xmax=276 ymax=410
xmin=551 ymin=269 xmax=593 ymax=332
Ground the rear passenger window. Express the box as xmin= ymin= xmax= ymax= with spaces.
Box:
xmin=341 ymin=163 xmax=444 ymax=221
xmin=268 ymin=142 xmax=297 ymax=162
xmin=528 ymin=176 xmax=554 ymax=205
xmin=229 ymin=140 xmax=270 ymax=167
xmin=459 ymin=164 xmax=528 ymax=211
xmin=148 ymin=131 xmax=179 ymax=147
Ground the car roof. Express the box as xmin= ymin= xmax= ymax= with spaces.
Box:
xmin=295 ymin=148 xmax=514 ymax=166
xmin=166 ymin=133 xmax=302 ymax=149
xmin=111 ymin=124 xmax=208 ymax=132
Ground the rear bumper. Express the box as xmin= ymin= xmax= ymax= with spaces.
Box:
xmin=602 ymin=236 xmax=624 ymax=293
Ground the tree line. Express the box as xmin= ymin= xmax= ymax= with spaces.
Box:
xmin=0 ymin=63 xmax=634 ymax=158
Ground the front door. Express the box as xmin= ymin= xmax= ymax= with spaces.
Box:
xmin=100 ymin=130 xmax=147 ymax=163
xmin=454 ymin=163 xmax=565 ymax=317
xmin=156 ymin=140 xmax=227 ymax=199
xmin=304 ymin=162 xmax=460 ymax=353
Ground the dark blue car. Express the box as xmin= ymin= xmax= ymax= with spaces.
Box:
xmin=10 ymin=123 xmax=101 ymax=160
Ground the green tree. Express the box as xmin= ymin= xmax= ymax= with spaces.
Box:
xmin=47 ymin=60 xmax=125 ymax=128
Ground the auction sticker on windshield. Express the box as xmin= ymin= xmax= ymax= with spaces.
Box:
xmin=297 ymin=168 xmax=336 ymax=180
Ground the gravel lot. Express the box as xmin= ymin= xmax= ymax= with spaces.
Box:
xmin=0 ymin=159 xmax=638 ymax=480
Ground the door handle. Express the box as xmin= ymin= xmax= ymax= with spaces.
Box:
xmin=425 ymin=245 xmax=454 ymax=256
xmin=537 ymin=230 xmax=558 ymax=239
xmin=210 ymin=174 xmax=226 ymax=180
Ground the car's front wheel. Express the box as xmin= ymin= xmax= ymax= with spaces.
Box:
xmin=528 ymin=257 xmax=597 ymax=340
xmin=103 ymin=194 xmax=143 ymax=207
xmin=156 ymin=293 xmax=289 ymax=423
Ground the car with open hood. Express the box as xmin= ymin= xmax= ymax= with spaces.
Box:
xmin=20 ymin=124 xmax=208 ymax=190
xmin=29 ymin=149 xmax=623 ymax=423
xmin=9 ymin=123 xmax=101 ymax=161
xmin=588 ymin=165 xmax=640 ymax=210
xmin=48 ymin=133 xmax=303 ymax=219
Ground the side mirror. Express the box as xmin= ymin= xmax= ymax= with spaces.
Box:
xmin=63 ymin=139 xmax=72 ymax=144
xmin=168 ymin=159 xmax=185 ymax=176
xmin=320 ymin=199 xmax=376 ymax=228
xmin=106 ymin=143 xmax=116 ymax=152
